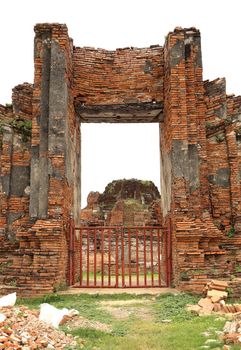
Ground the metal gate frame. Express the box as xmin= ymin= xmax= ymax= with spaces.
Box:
xmin=68 ymin=220 xmax=172 ymax=288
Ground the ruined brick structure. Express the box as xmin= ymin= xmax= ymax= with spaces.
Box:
xmin=1 ymin=24 xmax=241 ymax=295
xmin=80 ymin=179 xmax=162 ymax=226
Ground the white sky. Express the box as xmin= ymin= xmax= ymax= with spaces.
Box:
xmin=0 ymin=0 xmax=240 ymax=207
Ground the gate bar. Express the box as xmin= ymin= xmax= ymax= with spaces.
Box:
xmin=87 ymin=231 xmax=90 ymax=287
xmin=157 ymin=228 xmax=161 ymax=286
xmin=115 ymin=230 xmax=119 ymax=287
xmin=79 ymin=228 xmax=82 ymax=286
xmin=101 ymin=229 xmax=104 ymax=287
xmin=108 ymin=228 xmax=111 ymax=287
xmin=150 ymin=228 xmax=154 ymax=287
xmin=167 ymin=219 xmax=172 ymax=287
xmin=75 ymin=226 xmax=169 ymax=289
xmin=143 ymin=227 xmax=147 ymax=287
xmin=94 ymin=228 xmax=97 ymax=287
xmin=68 ymin=216 xmax=73 ymax=286
xmin=121 ymin=228 xmax=125 ymax=287
xmin=136 ymin=228 xmax=139 ymax=286
xmin=128 ymin=229 xmax=132 ymax=287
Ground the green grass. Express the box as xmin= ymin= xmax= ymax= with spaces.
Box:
xmin=18 ymin=292 xmax=229 ymax=350
xmin=154 ymin=293 xmax=199 ymax=321
xmin=79 ymin=271 xmax=161 ymax=286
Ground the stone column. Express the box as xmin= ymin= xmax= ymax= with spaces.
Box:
xmin=30 ymin=24 xmax=81 ymax=222
xmin=161 ymin=27 xmax=207 ymax=285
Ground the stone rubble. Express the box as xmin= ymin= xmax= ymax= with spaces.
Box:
xmin=187 ymin=280 xmax=235 ymax=316
xmin=0 ymin=305 xmax=79 ymax=349
xmin=220 ymin=314 xmax=241 ymax=347
xmin=187 ymin=280 xmax=241 ymax=348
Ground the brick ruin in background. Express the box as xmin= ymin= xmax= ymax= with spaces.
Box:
xmin=0 ymin=23 xmax=241 ymax=296
xmin=80 ymin=179 xmax=162 ymax=226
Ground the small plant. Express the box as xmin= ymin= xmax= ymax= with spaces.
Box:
xmin=205 ymin=121 xmax=213 ymax=129
xmin=235 ymin=264 xmax=241 ymax=273
xmin=213 ymin=220 xmax=223 ymax=230
xmin=53 ymin=281 xmax=68 ymax=293
xmin=5 ymin=103 xmax=12 ymax=108
xmin=9 ymin=119 xmax=32 ymax=142
xmin=0 ymin=260 xmax=13 ymax=272
xmin=179 ymin=271 xmax=190 ymax=281
xmin=215 ymin=133 xmax=225 ymax=143
xmin=227 ymin=225 xmax=235 ymax=238
xmin=210 ymin=267 xmax=218 ymax=275
xmin=227 ymin=287 xmax=234 ymax=297
xmin=42 ymin=293 xmax=61 ymax=303
xmin=191 ymin=269 xmax=207 ymax=275
xmin=8 ymin=279 xmax=17 ymax=287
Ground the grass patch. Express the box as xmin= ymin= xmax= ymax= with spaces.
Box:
xmin=154 ymin=292 xmax=199 ymax=321
xmin=18 ymin=292 xmax=227 ymax=350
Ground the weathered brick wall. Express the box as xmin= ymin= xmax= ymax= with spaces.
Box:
xmin=160 ymin=27 xmax=207 ymax=287
xmin=23 ymin=23 xmax=81 ymax=294
xmin=12 ymin=83 xmax=33 ymax=120
xmin=0 ymin=24 xmax=81 ymax=296
xmin=176 ymin=78 xmax=241 ymax=293
xmin=205 ymin=79 xmax=232 ymax=229
xmin=160 ymin=28 xmax=241 ymax=292
xmin=0 ymin=96 xmax=32 ymax=289
xmin=73 ymin=46 xmax=164 ymax=105
xmin=1 ymin=23 xmax=241 ymax=296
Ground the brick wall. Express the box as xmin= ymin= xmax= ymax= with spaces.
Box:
xmin=1 ymin=24 xmax=81 ymax=296
xmin=73 ymin=46 xmax=164 ymax=105
xmin=0 ymin=94 xmax=31 ymax=291
xmin=1 ymin=23 xmax=241 ymax=296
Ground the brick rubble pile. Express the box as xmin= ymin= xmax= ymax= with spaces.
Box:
xmin=188 ymin=280 xmax=241 ymax=347
xmin=188 ymin=280 xmax=241 ymax=315
xmin=0 ymin=305 xmax=78 ymax=349
xmin=222 ymin=315 xmax=241 ymax=346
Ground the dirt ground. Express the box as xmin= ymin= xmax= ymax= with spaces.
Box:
xmin=59 ymin=287 xmax=178 ymax=295
xmin=99 ymin=298 xmax=155 ymax=320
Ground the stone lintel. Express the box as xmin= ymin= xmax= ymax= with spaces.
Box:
xmin=75 ymin=102 xmax=164 ymax=123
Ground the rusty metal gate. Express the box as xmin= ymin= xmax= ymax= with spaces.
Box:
xmin=68 ymin=223 xmax=172 ymax=288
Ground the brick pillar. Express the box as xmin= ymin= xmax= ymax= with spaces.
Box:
xmin=0 ymin=122 xmax=13 ymax=235
xmin=226 ymin=127 xmax=241 ymax=225
xmin=30 ymin=24 xmax=80 ymax=222
xmin=17 ymin=23 xmax=81 ymax=294
xmin=161 ymin=27 xmax=208 ymax=285
xmin=162 ymin=27 xmax=207 ymax=219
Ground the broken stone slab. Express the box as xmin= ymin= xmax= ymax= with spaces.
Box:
xmin=198 ymin=297 xmax=214 ymax=311
xmin=39 ymin=303 xmax=80 ymax=329
xmin=212 ymin=294 xmax=224 ymax=303
xmin=213 ymin=303 xmax=222 ymax=312
xmin=39 ymin=303 xmax=69 ymax=328
xmin=0 ymin=292 xmax=16 ymax=307
xmin=0 ymin=313 xmax=6 ymax=322
xmin=210 ymin=280 xmax=228 ymax=288
xmin=207 ymin=290 xmax=228 ymax=301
